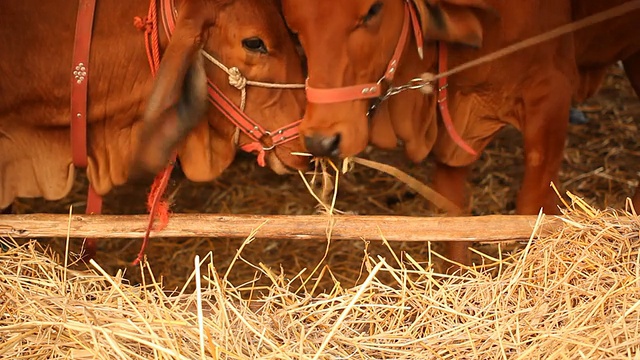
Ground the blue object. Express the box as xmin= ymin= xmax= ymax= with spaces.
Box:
xmin=569 ymin=107 xmax=589 ymax=125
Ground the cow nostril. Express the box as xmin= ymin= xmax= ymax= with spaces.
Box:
xmin=304 ymin=133 xmax=341 ymax=157
xmin=304 ymin=135 xmax=317 ymax=155
xmin=323 ymin=133 xmax=340 ymax=156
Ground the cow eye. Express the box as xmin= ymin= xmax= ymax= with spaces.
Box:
xmin=242 ymin=37 xmax=268 ymax=54
xmin=362 ymin=2 xmax=383 ymax=23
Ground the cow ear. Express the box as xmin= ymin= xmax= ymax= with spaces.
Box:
xmin=130 ymin=2 xmax=219 ymax=182
xmin=411 ymin=0 xmax=495 ymax=48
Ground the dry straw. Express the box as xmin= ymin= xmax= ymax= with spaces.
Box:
xmin=2 ymin=191 xmax=640 ymax=359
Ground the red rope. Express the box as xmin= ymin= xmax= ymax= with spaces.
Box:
xmin=132 ymin=156 xmax=175 ymax=266
xmin=133 ymin=17 xmax=154 ymax=74
xmin=240 ymin=142 xmax=267 ymax=167
xmin=132 ymin=0 xmax=175 ymax=266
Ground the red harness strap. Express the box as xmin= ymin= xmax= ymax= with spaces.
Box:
xmin=71 ymin=0 xmax=95 ymax=169
xmin=205 ymin=81 xmax=302 ymax=167
xmin=437 ymin=43 xmax=477 ymax=157
xmin=70 ymin=0 xmax=103 ymax=261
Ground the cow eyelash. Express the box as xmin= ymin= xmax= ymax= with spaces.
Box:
xmin=242 ymin=37 xmax=268 ymax=54
xmin=361 ymin=1 xmax=383 ymax=24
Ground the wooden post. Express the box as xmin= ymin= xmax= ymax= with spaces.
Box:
xmin=0 ymin=213 xmax=561 ymax=244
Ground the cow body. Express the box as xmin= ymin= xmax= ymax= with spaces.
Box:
xmin=573 ymin=1 xmax=640 ymax=103
xmin=570 ymin=0 xmax=640 ymax=209
xmin=0 ymin=1 xmax=153 ymax=209
xmin=426 ymin=2 xmax=640 ymax=266
xmin=0 ymin=0 xmax=307 ymax=210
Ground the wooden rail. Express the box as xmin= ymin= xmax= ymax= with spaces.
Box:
xmin=0 ymin=213 xmax=562 ymax=244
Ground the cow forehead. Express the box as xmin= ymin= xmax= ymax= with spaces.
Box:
xmin=222 ymin=0 xmax=281 ymax=28
xmin=283 ymin=0 xmax=375 ymax=31
xmin=206 ymin=0 xmax=293 ymax=48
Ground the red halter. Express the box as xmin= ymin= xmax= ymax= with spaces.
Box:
xmin=303 ymin=0 xmax=476 ymax=157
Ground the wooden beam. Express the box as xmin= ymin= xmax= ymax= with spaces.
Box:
xmin=0 ymin=213 xmax=562 ymax=243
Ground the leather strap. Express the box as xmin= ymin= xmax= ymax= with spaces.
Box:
xmin=206 ymin=81 xmax=302 ymax=165
xmin=70 ymin=0 xmax=97 ymax=168
xmin=306 ymin=80 xmax=382 ymax=103
xmin=305 ymin=0 xmax=422 ymax=104
xmin=71 ymin=0 xmax=103 ymax=261
xmin=160 ymin=0 xmax=176 ymax=39
xmin=82 ymin=185 xmax=103 ymax=259
xmin=407 ymin=0 xmax=423 ymax=59
xmin=436 ymin=43 xmax=477 ymax=156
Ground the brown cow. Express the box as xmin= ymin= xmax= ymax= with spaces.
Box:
xmin=572 ymin=0 xmax=640 ymax=213
xmin=572 ymin=1 xmax=640 ymax=124
xmin=571 ymin=1 xmax=640 ymax=208
xmin=282 ymin=0 xmax=581 ymax=267
xmin=0 ymin=0 xmax=308 ymax=214
xmin=283 ymin=0 xmax=640 ymax=268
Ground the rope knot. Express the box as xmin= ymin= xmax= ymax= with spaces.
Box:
xmin=133 ymin=16 xmax=153 ymax=33
xmin=240 ymin=142 xmax=268 ymax=167
xmin=228 ymin=67 xmax=247 ymax=90
xmin=418 ymin=72 xmax=435 ymax=95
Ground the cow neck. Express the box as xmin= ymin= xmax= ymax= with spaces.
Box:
xmin=159 ymin=0 xmax=301 ymax=167
xmin=70 ymin=0 xmax=102 ymax=262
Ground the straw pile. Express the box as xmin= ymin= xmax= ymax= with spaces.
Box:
xmin=2 ymin=193 xmax=640 ymax=359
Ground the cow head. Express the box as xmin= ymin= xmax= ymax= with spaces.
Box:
xmin=131 ymin=0 xmax=308 ymax=182
xmin=281 ymin=0 xmax=491 ymax=159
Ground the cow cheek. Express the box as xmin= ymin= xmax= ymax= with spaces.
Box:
xmin=177 ymin=121 xmax=236 ymax=182
xmin=369 ymin=103 xmax=399 ymax=149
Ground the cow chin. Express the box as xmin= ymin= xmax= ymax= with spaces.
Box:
xmin=329 ymin=117 xmax=370 ymax=158
xmin=269 ymin=145 xmax=310 ymax=175
xmin=266 ymin=152 xmax=294 ymax=175
xmin=339 ymin=127 xmax=370 ymax=158
xmin=266 ymin=153 xmax=291 ymax=175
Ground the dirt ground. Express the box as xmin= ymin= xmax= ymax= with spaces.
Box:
xmin=8 ymin=64 xmax=640 ymax=293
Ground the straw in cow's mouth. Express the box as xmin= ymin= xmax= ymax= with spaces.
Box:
xmin=297 ymin=156 xmax=348 ymax=216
